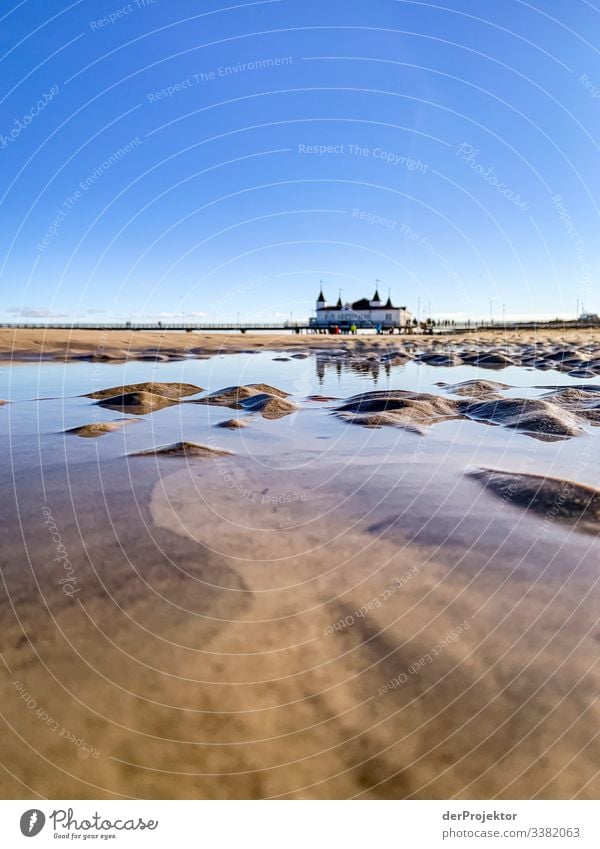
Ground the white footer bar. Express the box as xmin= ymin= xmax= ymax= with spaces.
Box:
xmin=0 ymin=800 xmax=598 ymax=847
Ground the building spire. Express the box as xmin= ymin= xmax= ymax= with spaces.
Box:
xmin=372 ymin=279 xmax=381 ymax=303
xmin=317 ymin=281 xmax=326 ymax=304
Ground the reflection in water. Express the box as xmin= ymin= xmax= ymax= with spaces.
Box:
xmin=314 ymin=352 xmax=392 ymax=386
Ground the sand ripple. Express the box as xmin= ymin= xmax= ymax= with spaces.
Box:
xmin=86 ymin=382 xmax=202 ymax=400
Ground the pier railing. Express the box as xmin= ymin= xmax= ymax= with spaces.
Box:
xmin=0 ymin=321 xmax=310 ymax=331
xmin=0 ymin=319 xmax=598 ymax=333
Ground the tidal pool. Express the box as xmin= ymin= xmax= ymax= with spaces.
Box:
xmin=0 ymin=352 xmax=598 ymax=799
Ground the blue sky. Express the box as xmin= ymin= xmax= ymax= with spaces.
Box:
xmin=1 ymin=0 xmax=599 ymax=322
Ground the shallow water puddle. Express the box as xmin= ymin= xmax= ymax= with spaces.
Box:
xmin=1 ymin=352 xmax=599 ymax=799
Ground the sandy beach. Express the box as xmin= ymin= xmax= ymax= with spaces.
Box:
xmin=1 ymin=326 xmax=600 ymax=363
xmin=1 ymin=333 xmax=599 ymax=799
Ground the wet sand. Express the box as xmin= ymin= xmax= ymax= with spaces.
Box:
xmin=2 ymin=454 xmax=599 ymax=800
xmin=1 ymin=348 xmax=599 ymax=800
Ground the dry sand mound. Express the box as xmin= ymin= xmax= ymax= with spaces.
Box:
xmin=246 ymin=383 xmax=289 ymax=397
xmin=131 ymin=441 xmax=233 ymax=458
xmin=335 ymin=389 xmax=589 ymax=440
xmin=504 ymin=412 xmax=582 ymax=439
xmin=470 ymin=468 xmax=600 ymax=533
xmin=238 ymin=393 xmax=299 ymax=419
xmin=539 ymin=386 xmax=600 ymax=425
xmin=441 ymin=379 xmax=511 ymax=397
xmin=472 ymin=352 xmax=516 ymax=368
xmin=542 ymin=348 xmax=587 ymax=363
xmin=86 ymin=382 xmax=202 ymax=400
xmin=536 ymin=349 xmax=600 ymax=376
xmin=540 ymin=386 xmax=600 ymax=405
xmin=337 ymin=411 xmax=428 ymax=433
xmin=536 ymin=384 xmax=600 ymax=393
xmin=337 ymin=390 xmax=461 ymax=416
xmin=335 ymin=390 xmax=462 ymax=431
xmin=215 ymin=418 xmax=251 ymax=429
xmin=194 ymin=383 xmax=290 ymax=409
xmin=194 ymin=386 xmax=259 ymax=407
xmin=458 ymin=397 xmax=583 ymax=440
xmin=417 ymin=352 xmax=462 ymax=366
xmin=575 ymin=408 xmax=600 ymax=425
xmin=65 ymin=420 xmax=138 ymax=438
xmin=96 ymin=391 xmax=178 ymax=414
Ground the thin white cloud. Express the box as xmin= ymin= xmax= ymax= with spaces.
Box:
xmin=151 ymin=311 xmax=207 ymax=319
xmin=6 ymin=307 xmax=69 ymax=318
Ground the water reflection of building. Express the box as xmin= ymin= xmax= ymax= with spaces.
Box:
xmin=315 ymin=353 xmax=392 ymax=386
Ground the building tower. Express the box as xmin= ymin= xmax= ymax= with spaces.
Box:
xmin=370 ymin=285 xmax=382 ymax=307
xmin=316 ymin=285 xmax=326 ymax=310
